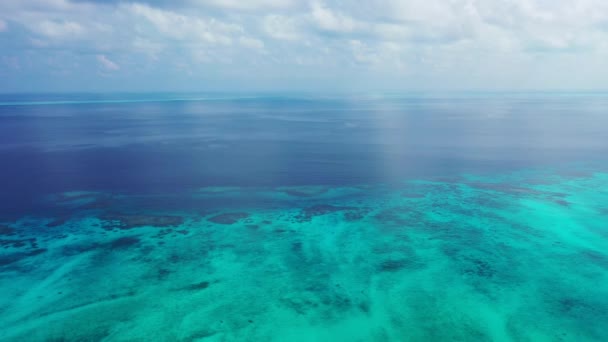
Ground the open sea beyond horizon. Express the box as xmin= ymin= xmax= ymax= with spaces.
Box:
xmin=0 ymin=93 xmax=607 ymax=341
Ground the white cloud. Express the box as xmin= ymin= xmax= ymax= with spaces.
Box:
xmin=311 ymin=2 xmax=358 ymax=33
xmin=262 ymin=14 xmax=301 ymax=41
xmin=1 ymin=0 xmax=608 ymax=90
xmin=197 ymin=0 xmax=297 ymax=11
xmin=127 ymin=3 xmax=241 ymax=45
xmin=471 ymin=0 xmax=608 ymax=51
xmin=97 ymin=54 xmax=119 ymax=71
xmin=32 ymin=20 xmax=85 ymax=39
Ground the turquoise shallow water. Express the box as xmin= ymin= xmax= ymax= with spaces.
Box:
xmin=1 ymin=165 xmax=607 ymax=341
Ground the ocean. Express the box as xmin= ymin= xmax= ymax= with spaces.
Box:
xmin=1 ymin=93 xmax=607 ymax=341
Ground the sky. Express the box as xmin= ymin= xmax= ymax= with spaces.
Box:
xmin=1 ymin=0 xmax=608 ymax=92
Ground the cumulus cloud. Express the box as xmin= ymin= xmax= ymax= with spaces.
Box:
xmin=70 ymin=0 xmax=299 ymax=11
xmin=198 ymin=0 xmax=297 ymax=11
xmin=1 ymin=0 xmax=608 ymax=91
xmin=311 ymin=2 xmax=358 ymax=33
xmin=32 ymin=20 xmax=86 ymax=39
xmin=97 ymin=54 xmax=120 ymax=71
xmin=262 ymin=14 xmax=302 ymax=41
xmin=127 ymin=3 xmax=241 ymax=45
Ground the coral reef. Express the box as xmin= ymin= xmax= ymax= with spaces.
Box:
xmin=207 ymin=212 xmax=249 ymax=224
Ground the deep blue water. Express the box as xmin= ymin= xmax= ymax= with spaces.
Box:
xmin=2 ymin=93 xmax=607 ymax=219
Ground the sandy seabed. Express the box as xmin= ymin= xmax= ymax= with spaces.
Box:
xmin=1 ymin=167 xmax=608 ymax=341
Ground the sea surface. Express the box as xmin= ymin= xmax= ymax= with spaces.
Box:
xmin=0 ymin=93 xmax=607 ymax=341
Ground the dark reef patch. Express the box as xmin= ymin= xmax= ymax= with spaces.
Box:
xmin=152 ymin=229 xmax=174 ymax=239
xmin=208 ymin=212 xmax=249 ymax=225
xmin=295 ymin=204 xmax=357 ymax=222
xmin=186 ymin=330 xmax=218 ymax=340
xmin=182 ymin=281 xmax=211 ymax=291
xmin=358 ymin=301 xmax=371 ymax=314
xmin=581 ymin=250 xmax=608 ymax=269
xmin=291 ymin=241 xmax=303 ymax=253
xmin=378 ymin=259 xmax=415 ymax=272
xmin=462 ymin=258 xmax=495 ymax=278
xmin=281 ymin=187 xmax=328 ymax=198
xmin=274 ymin=228 xmax=294 ymax=234
xmin=101 ymin=213 xmax=184 ymax=230
xmin=344 ymin=208 xmax=370 ymax=222
xmin=320 ymin=293 xmax=353 ymax=312
xmin=553 ymin=199 xmax=571 ymax=207
xmin=108 ymin=236 xmax=140 ymax=249
xmin=555 ymin=296 xmax=608 ymax=319
xmin=280 ymin=297 xmax=320 ymax=315
xmin=551 ymin=295 xmax=608 ymax=326
xmin=0 ymin=225 xmax=15 ymax=236
xmin=157 ymin=268 xmax=171 ymax=280
xmin=0 ymin=237 xmax=38 ymax=249
xmin=466 ymin=182 xmax=542 ymax=195
xmin=470 ymin=196 xmax=505 ymax=210
xmin=373 ymin=208 xmax=413 ymax=226
xmin=0 ymin=248 xmax=46 ymax=267
xmin=62 ymin=236 xmax=140 ymax=256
